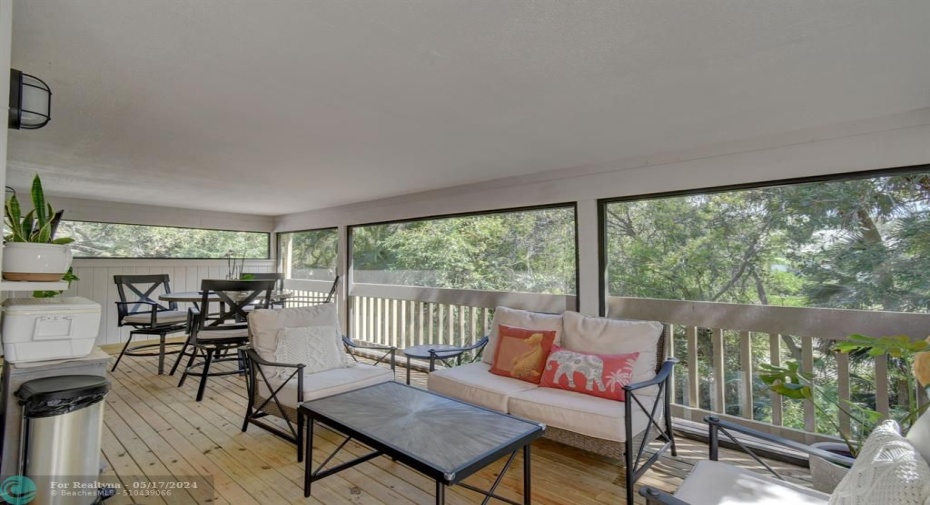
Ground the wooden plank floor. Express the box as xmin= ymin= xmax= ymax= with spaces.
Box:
xmin=101 ymin=351 xmax=811 ymax=504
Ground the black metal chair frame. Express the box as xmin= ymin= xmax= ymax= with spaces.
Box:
xmin=242 ymin=333 xmax=396 ymax=462
xmin=284 ymin=276 xmax=340 ymax=308
xmin=112 ymin=274 xmax=188 ymax=375
xmin=177 ymin=279 xmax=276 ymax=401
xmin=241 ymin=272 xmax=286 ymax=308
xmin=639 ymin=415 xmax=854 ymax=504
xmin=621 ymin=357 xmax=679 ymax=504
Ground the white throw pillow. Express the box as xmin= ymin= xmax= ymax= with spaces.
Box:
xmin=248 ymin=303 xmax=341 ymax=376
xmin=829 ymin=420 xmax=930 ymax=505
xmin=483 ymin=307 xmax=563 ymax=365
xmin=561 ymin=311 xmax=663 ymax=392
xmin=273 ymin=326 xmax=354 ymax=376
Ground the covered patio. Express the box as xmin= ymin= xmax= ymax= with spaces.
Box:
xmin=2 ymin=1 xmax=930 ymax=504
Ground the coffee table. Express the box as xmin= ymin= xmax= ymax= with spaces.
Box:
xmin=299 ymin=381 xmax=545 ymax=504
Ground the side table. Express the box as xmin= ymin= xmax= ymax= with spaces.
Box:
xmin=401 ymin=336 xmax=489 ymax=385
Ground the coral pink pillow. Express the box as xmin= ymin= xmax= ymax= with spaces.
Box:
xmin=489 ymin=324 xmax=557 ymax=384
xmin=540 ymin=345 xmax=639 ymax=401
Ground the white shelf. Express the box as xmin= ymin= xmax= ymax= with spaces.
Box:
xmin=0 ymin=281 xmax=69 ymax=291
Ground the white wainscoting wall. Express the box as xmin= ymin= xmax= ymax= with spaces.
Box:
xmin=31 ymin=258 xmax=277 ymax=346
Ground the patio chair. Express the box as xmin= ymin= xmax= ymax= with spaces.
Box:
xmin=241 ymin=272 xmax=286 ymax=308
xmin=242 ymin=301 xmax=396 ymax=462
xmin=176 ymin=279 xmax=276 ymax=401
xmin=112 ymin=274 xmax=189 ymax=375
xmin=284 ymin=275 xmax=340 ymax=308
xmin=639 ymin=413 xmax=930 ymax=504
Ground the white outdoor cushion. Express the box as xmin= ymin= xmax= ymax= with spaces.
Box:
xmin=248 ymin=303 xmax=340 ymax=376
xmin=508 ymin=386 xmax=655 ymax=442
xmin=428 ymin=361 xmax=538 ymax=412
xmin=257 ymin=363 xmax=393 ymax=408
xmin=675 ymin=460 xmax=829 ymax=505
xmin=905 ymin=409 xmax=930 ymax=465
xmin=196 ymin=327 xmax=249 ymax=340
xmin=829 ymin=420 xmax=930 ymax=505
xmin=124 ymin=310 xmax=188 ymax=325
xmin=561 ymin=311 xmax=663 ymax=394
xmin=274 ymin=326 xmax=353 ymax=376
xmin=483 ymin=306 xmax=563 ymax=365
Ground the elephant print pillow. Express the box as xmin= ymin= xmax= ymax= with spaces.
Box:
xmin=489 ymin=324 xmax=557 ymax=384
xmin=540 ymin=345 xmax=639 ymax=401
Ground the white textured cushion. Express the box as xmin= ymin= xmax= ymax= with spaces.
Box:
xmin=508 ymin=386 xmax=655 ymax=442
xmin=829 ymin=420 xmax=930 ymax=505
xmin=196 ymin=327 xmax=249 ymax=340
xmin=561 ymin=311 xmax=663 ymax=394
xmin=124 ymin=310 xmax=188 ymax=325
xmin=483 ymin=307 xmax=563 ymax=365
xmin=248 ymin=304 xmax=340 ymax=376
xmin=274 ymin=326 xmax=352 ymax=376
xmin=675 ymin=460 xmax=829 ymax=505
xmin=257 ymin=364 xmax=394 ymax=408
xmin=427 ymin=361 xmax=538 ymax=412
xmin=905 ymin=410 xmax=930 ymax=465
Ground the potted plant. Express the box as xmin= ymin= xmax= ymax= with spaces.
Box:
xmin=3 ymin=175 xmax=74 ymax=281
xmin=760 ymin=334 xmax=930 ymax=492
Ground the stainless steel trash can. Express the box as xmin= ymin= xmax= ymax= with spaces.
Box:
xmin=16 ymin=375 xmax=110 ymax=505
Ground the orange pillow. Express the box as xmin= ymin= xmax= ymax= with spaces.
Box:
xmin=539 ymin=344 xmax=639 ymax=401
xmin=489 ymin=324 xmax=557 ymax=384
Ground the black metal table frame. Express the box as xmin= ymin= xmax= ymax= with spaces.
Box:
xmin=300 ymin=407 xmax=535 ymax=505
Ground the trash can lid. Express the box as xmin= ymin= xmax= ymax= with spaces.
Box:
xmin=16 ymin=375 xmax=110 ymax=403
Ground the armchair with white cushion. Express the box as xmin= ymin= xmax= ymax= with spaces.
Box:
xmin=242 ymin=303 xmax=396 ymax=462
xmin=640 ymin=412 xmax=930 ymax=505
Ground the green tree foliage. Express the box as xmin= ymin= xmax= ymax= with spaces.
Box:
xmin=350 ymin=208 xmax=576 ymax=294
xmin=606 ymin=170 xmax=930 ymax=436
xmin=58 ymin=221 xmax=268 ymax=258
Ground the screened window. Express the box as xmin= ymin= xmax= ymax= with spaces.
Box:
xmin=58 ymin=221 xmax=269 ymax=259
xmin=603 ymin=169 xmax=930 ymax=436
xmin=277 ymin=228 xmax=338 ymax=280
xmin=604 ymin=170 xmax=930 ymax=311
xmin=351 ymin=206 xmax=576 ymax=294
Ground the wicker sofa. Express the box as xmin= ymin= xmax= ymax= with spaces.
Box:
xmin=427 ymin=307 xmax=677 ymax=504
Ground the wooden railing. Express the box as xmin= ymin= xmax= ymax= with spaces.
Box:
xmin=283 ymin=278 xmax=338 ymax=307
xmin=608 ymin=296 xmax=930 ymax=443
xmin=348 ymin=283 xmax=576 ymax=350
xmin=289 ymin=279 xmax=930 ymax=442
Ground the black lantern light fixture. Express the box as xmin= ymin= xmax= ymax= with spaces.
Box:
xmin=9 ymin=68 xmax=51 ymax=130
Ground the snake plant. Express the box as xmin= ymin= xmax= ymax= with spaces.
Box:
xmin=4 ymin=175 xmax=73 ymax=244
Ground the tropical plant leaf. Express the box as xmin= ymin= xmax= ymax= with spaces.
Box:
xmin=31 ymin=175 xmax=47 ymax=228
xmin=4 ymin=195 xmax=24 ymax=241
xmin=834 ymin=334 xmax=930 ymax=357
xmin=51 ymin=237 xmax=74 ymax=245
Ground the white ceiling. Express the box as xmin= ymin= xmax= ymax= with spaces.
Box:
xmin=7 ymin=0 xmax=930 ymax=216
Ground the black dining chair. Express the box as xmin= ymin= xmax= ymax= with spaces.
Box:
xmin=113 ymin=274 xmax=189 ymax=375
xmin=176 ymin=279 xmax=276 ymax=401
xmin=241 ymin=272 xmax=286 ymax=308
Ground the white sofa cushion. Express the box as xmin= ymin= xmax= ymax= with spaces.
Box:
xmin=829 ymin=420 xmax=930 ymax=505
xmin=675 ymin=460 xmax=829 ymax=505
xmin=507 ymin=386 xmax=656 ymax=442
xmin=483 ymin=306 xmax=563 ymax=365
xmin=561 ymin=311 xmax=663 ymax=394
xmin=428 ymin=361 xmax=538 ymax=413
xmin=248 ymin=303 xmax=341 ymax=376
xmin=257 ymin=363 xmax=393 ymax=408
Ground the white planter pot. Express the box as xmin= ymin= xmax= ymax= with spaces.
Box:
xmin=2 ymin=243 xmax=73 ymax=281
xmin=809 ymin=442 xmax=853 ymax=493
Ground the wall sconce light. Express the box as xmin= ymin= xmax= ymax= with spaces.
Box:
xmin=9 ymin=69 xmax=52 ymax=130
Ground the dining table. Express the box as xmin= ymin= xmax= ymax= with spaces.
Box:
xmin=159 ymin=290 xmax=293 ymax=308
